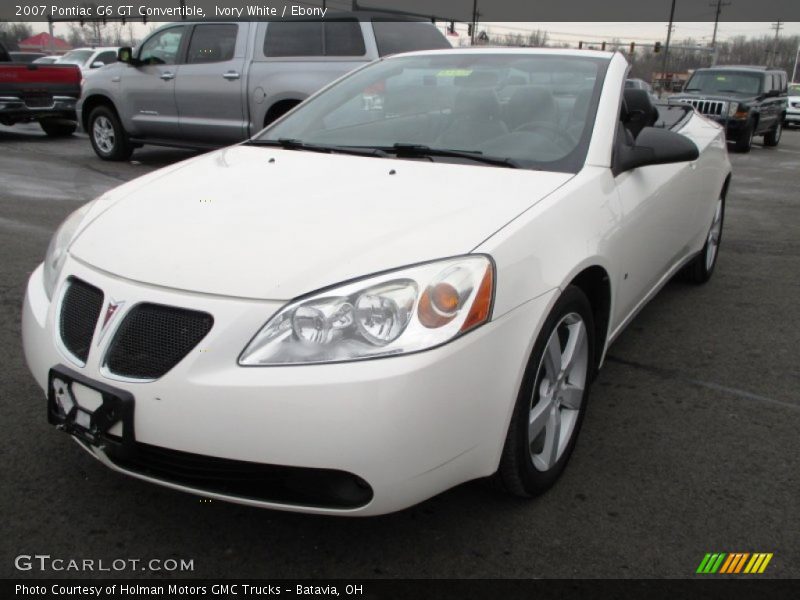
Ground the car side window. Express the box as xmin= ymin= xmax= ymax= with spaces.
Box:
xmin=139 ymin=27 xmax=185 ymax=66
xmin=264 ymin=20 xmax=365 ymax=57
xmin=323 ymin=21 xmax=365 ymax=56
xmin=94 ymin=51 xmax=117 ymax=66
xmin=187 ymin=24 xmax=238 ymax=64
xmin=264 ymin=21 xmax=323 ymax=57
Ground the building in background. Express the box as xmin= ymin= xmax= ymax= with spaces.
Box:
xmin=18 ymin=33 xmax=71 ymax=55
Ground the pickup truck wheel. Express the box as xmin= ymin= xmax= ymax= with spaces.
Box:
xmin=495 ymin=286 xmax=594 ymax=497
xmin=763 ymin=120 xmax=782 ymax=147
xmin=733 ymin=121 xmax=754 ymax=153
xmin=39 ymin=118 xmax=76 ymax=137
xmin=88 ymin=106 xmax=133 ymax=161
xmin=684 ymin=195 xmax=725 ymax=284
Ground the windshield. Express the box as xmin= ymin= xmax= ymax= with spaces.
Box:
xmin=685 ymin=71 xmax=763 ymax=95
xmin=790 ymin=83 xmax=800 ymax=96
xmin=57 ymin=50 xmax=94 ymax=66
xmin=256 ymin=53 xmax=608 ymax=173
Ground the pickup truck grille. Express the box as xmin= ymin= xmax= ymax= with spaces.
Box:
xmin=676 ymin=98 xmax=727 ymax=117
xmin=22 ymin=92 xmax=54 ymax=108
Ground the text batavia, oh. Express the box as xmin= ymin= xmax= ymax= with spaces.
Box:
xmin=16 ymin=584 xmax=360 ymax=596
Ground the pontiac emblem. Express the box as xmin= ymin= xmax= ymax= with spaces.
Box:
xmin=99 ymin=300 xmax=125 ymax=340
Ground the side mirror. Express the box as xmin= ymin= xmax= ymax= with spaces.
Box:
xmin=616 ymin=127 xmax=699 ymax=174
xmin=90 ymin=60 xmax=104 ymax=68
xmin=117 ymin=47 xmax=133 ymax=64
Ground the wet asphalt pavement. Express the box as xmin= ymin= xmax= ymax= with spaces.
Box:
xmin=1 ymin=123 xmax=798 ymax=579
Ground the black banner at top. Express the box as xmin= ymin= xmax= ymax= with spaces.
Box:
xmin=4 ymin=0 xmax=800 ymax=23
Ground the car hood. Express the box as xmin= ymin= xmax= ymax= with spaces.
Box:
xmin=70 ymin=146 xmax=572 ymax=300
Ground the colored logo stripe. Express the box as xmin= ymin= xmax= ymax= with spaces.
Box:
xmin=697 ymin=552 xmax=773 ymax=574
xmin=697 ymin=553 xmax=726 ymax=573
xmin=744 ymin=553 xmax=773 ymax=574
xmin=720 ymin=553 xmax=749 ymax=573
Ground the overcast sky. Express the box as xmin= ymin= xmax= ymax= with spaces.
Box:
xmin=30 ymin=20 xmax=800 ymax=47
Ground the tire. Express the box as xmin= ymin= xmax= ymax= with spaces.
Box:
xmin=88 ymin=105 xmax=133 ymax=161
xmin=763 ymin=119 xmax=782 ymax=147
xmin=39 ymin=118 xmax=76 ymax=137
xmin=684 ymin=194 xmax=725 ymax=284
xmin=495 ymin=286 xmax=595 ymax=497
xmin=733 ymin=120 xmax=754 ymax=153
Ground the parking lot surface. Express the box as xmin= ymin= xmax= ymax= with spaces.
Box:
xmin=1 ymin=123 xmax=798 ymax=578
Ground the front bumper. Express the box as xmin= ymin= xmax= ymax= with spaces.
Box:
xmin=23 ymin=259 xmax=556 ymax=515
xmin=785 ymin=110 xmax=800 ymax=124
xmin=701 ymin=115 xmax=750 ymax=140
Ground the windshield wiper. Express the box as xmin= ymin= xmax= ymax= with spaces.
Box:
xmin=683 ymin=88 xmax=702 ymax=92
xmin=385 ymin=143 xmax=520 ymax=169
xmin=245 ymin=138 xmax=389 ymax=158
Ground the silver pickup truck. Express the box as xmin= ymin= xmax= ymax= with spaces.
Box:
xmin=78 ymin=17 xmax=450 ymax=160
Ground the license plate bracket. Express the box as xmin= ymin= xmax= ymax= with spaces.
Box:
xmin=48 ymin=365 xmax=135 ymax=457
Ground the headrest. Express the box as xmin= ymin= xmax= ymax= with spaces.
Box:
xmin=453 ymin=88 xmax=502 ymax=119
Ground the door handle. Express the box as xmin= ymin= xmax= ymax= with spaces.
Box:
xmin=222 ymin=71 xmax=241 ymax=80
xmin=160 ymin=72 xmax=175 ymax=81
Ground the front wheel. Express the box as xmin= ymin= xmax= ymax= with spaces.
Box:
xmin=733 ymin=121 xmax=754 ymax=153
xmin=684 ymin=195 xmax=725 ymax=284
xmin=88 ymin=105 xmax=133 ymax=161
xmin=40 ymin=118 xmax=76 ymax=137
xmin=763 ymin=120 xmax=782 ymax=147
xmin=495 ymin=286 xmax=595 ymax=497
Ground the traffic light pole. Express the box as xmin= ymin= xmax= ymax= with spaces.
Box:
xmin=471 ymin=0 xmax=478 ymax=45
xmin=660 ymin=0 xmax=677 ymax=97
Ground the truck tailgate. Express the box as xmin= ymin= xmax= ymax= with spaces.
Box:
xmin=0 ymin=63 xmax=81 ymax=102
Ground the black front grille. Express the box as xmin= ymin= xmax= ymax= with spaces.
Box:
xmin=103 ymin=440 xmax=373 ymax=509
xmin=104 ymin=303 xmax=213 ymax=379
xmin=60 ymin=278 xmax=104 ymax=363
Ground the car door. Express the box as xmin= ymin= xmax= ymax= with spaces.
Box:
xmin=174 ymin=23 xmax=248 ymax=144
xmin=611 ymin=123 xmax=700 ymax=323
xmin=118 ymin=25 xmax=187 ymax=139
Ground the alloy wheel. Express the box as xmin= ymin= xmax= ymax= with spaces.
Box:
xmin=528 ymin=312 xmax=589 ymax=472
xmin=705 ymin=197 xmax=723 ymax=271
xmin=93 ymin=116 xmax=115 ymax=154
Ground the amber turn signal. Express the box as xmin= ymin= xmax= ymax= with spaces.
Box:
xmin=418 ymin=282 xmax=460 ymax=328
xmin=460 ymin=265 xmax=493 ymax=332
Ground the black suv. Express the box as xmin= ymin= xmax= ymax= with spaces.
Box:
xmin=670 ymin=66 xmax=788 ymax=152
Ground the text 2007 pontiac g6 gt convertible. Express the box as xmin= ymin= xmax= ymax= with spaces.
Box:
xmin=23 ymin=49 xmax=731 ymax=515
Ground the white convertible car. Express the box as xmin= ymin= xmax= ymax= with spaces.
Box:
xmin=23 ymin=49 xmax=731 ymax=515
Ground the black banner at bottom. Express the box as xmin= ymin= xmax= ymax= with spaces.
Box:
xmin=4 ymin=579 xmax=799 ymax=600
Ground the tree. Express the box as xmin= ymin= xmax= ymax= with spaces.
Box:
xmin=0 ymin=22 xmax=33 ymax=50
xmin=66 ymin=23 xmax=87 ymax=48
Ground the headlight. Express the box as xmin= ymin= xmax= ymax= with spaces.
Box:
xmin=728 ymin=103 xmax=749 ymax=119
xmin=239 ymin=255 xmax=494 ymax=366
xmin=43 ymin=202 xmax=94 ymax=300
